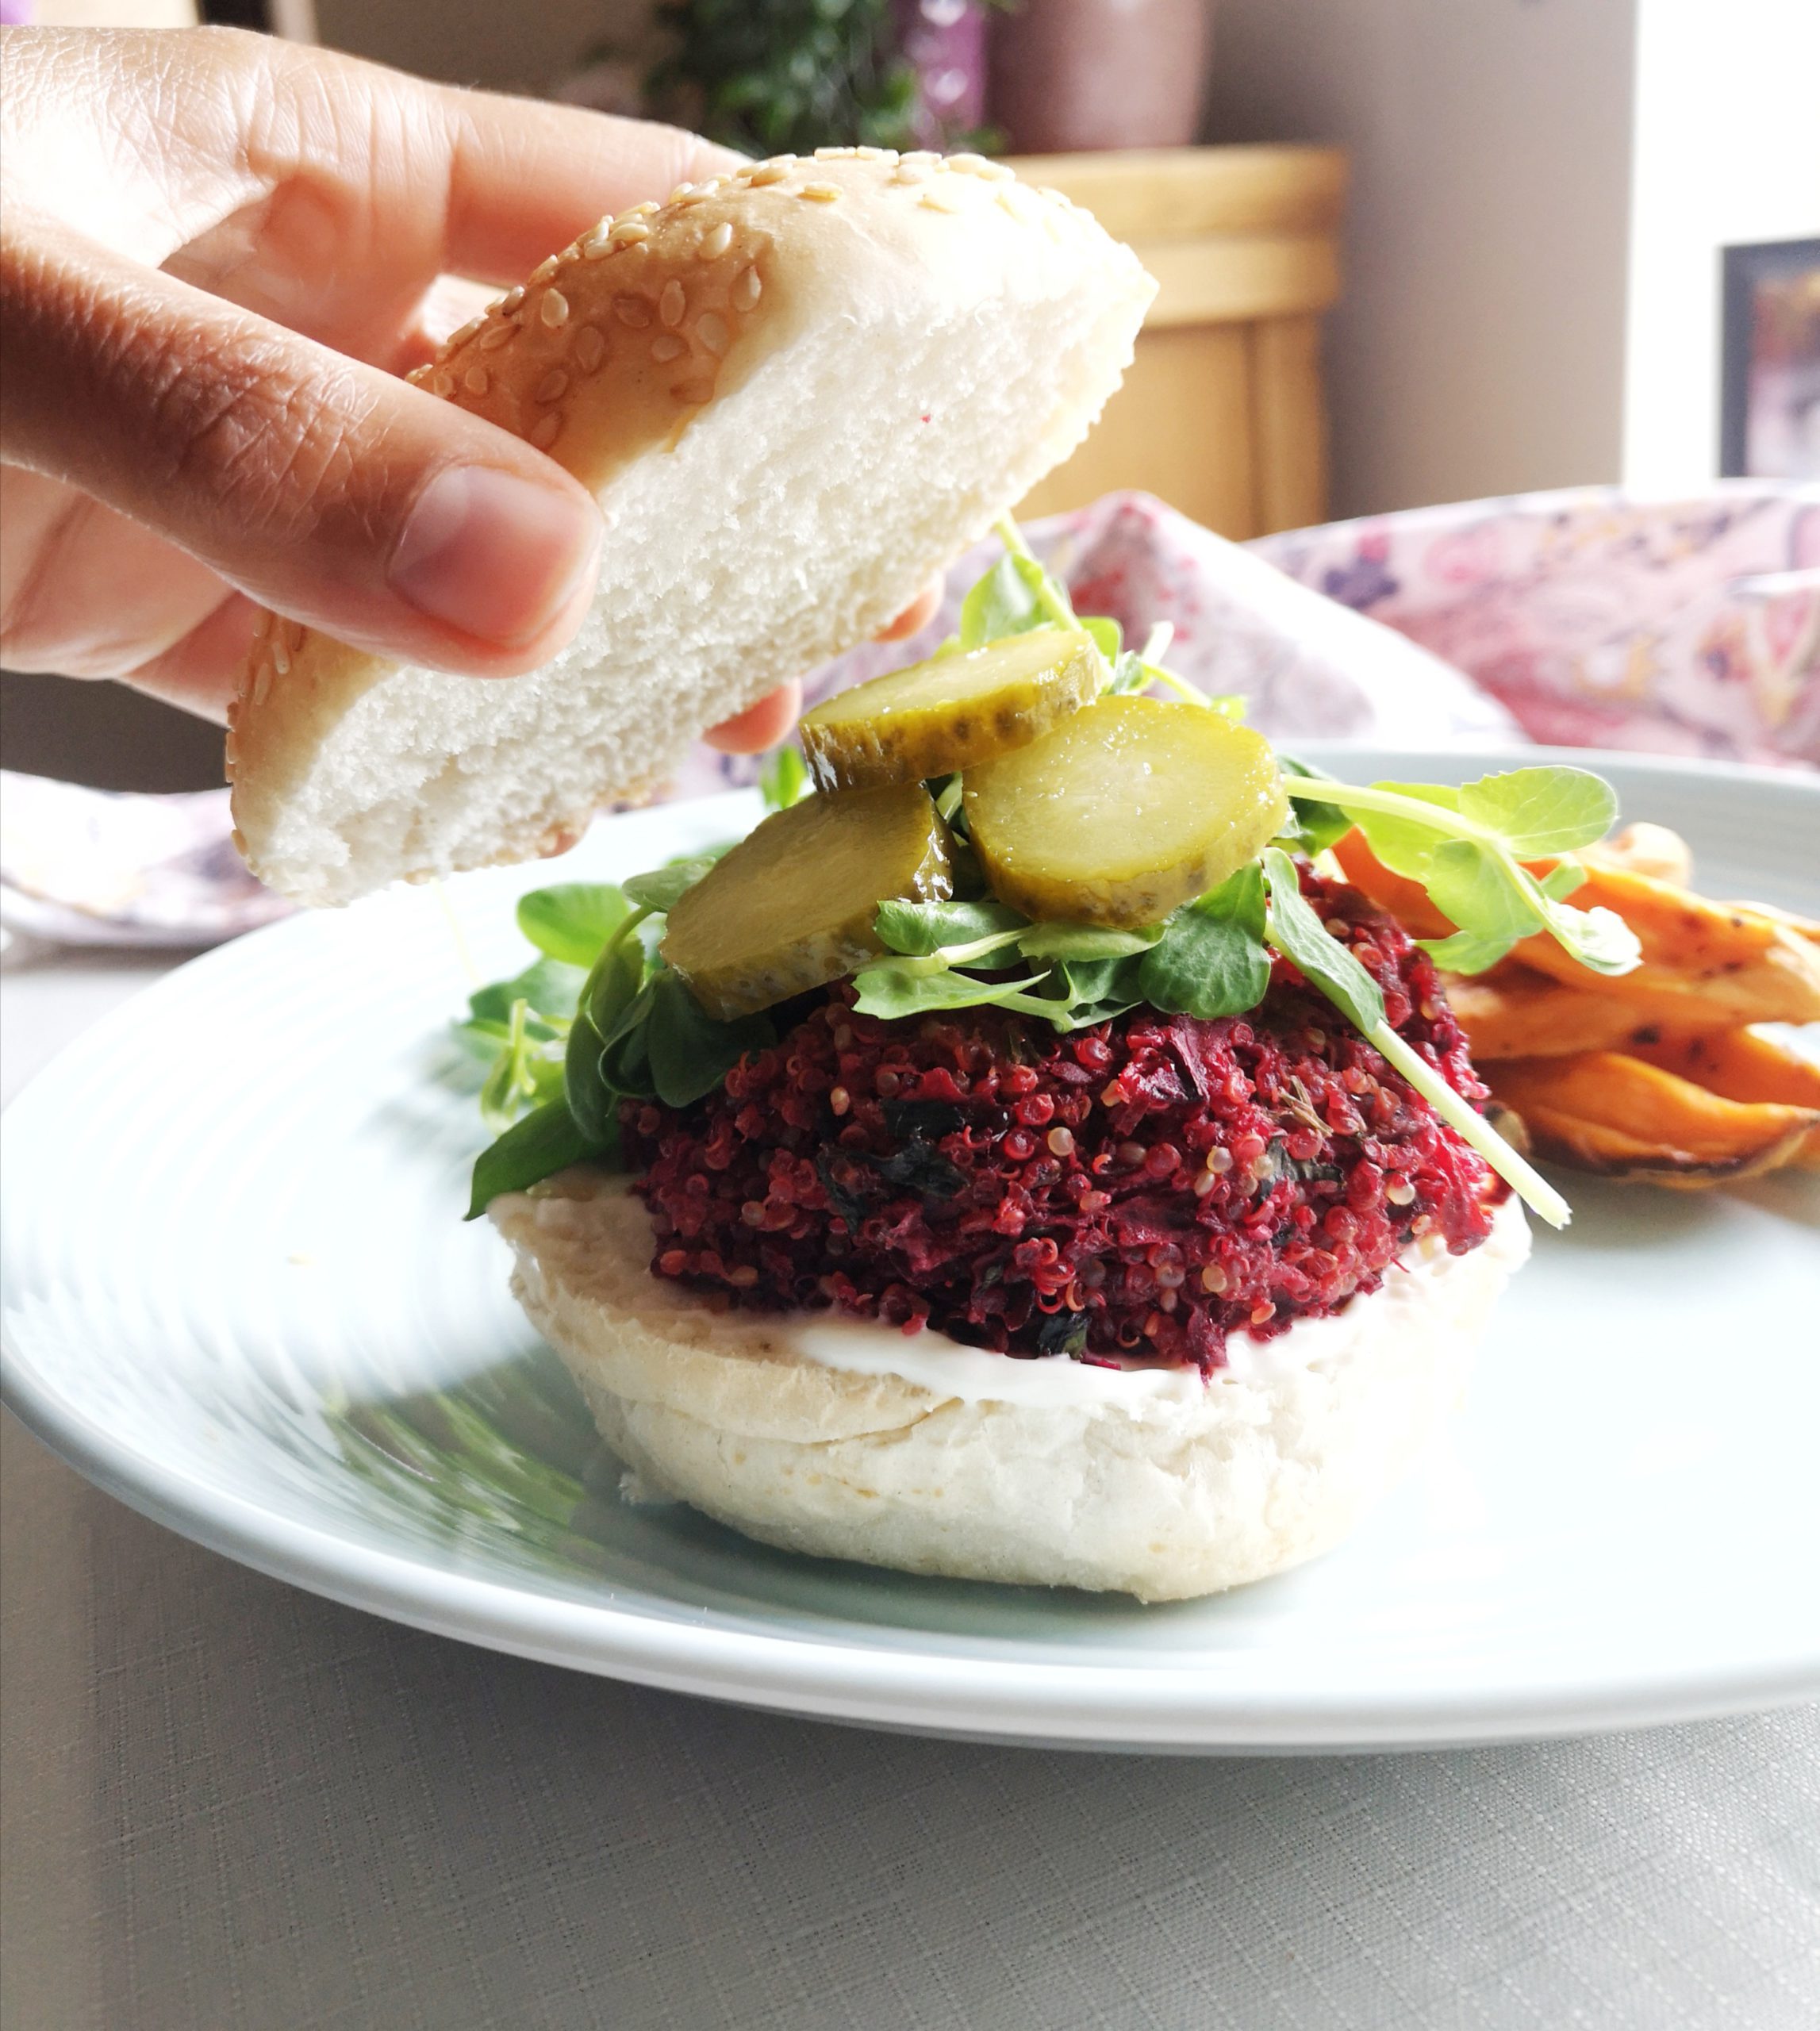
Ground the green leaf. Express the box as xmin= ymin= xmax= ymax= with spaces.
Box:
xmin=466 ymin=1101 xmax=605 ymax=1220
xmin=759 ymin=743 xmax=811 ymax=812
xmin=1539 ymin=861 xmax=1589 ymax=901
xmin=1456 ymin=766 xmax=1618 ymax=856
xmin=1082 ymin=616 xmax=1122 ymax=664
xmin=1418 ymin=928 xmax=1520 ymax=974
xmin=1137 ymin=864 xmax=1272 ymax=1019
xmin=1016 ymin=922 xmax=1161 ymax=962
xmin=1420 ymin=839 xmax=1544 ymax=948
xmin=563 ymin=1009 xmax=615 ymax=1142
xmin=958 ymin=551 xmax=1050 ymax=648
xmin=467 ymin=958 xmax=585 ymax=1028
xmin=514 ymin=885 xmax=631 ymax=966
xmin=645 ymin=973 xmax=775 ymax=1109
xmin=622 ymin=858 xmax=716 ymax=914
xmin=1536 ymin=897 xmax=1643 ymax=976
xmin=1273 ymin=754 xmax=1353 ymax=856
xmin=1260 ymin=848 xmax=1387 ymax=1035
xmin=597 ymin=976 xmax=659 ymax=1096
xmin=852 ymin=959 xmax=1054 ymax=1022
xmin=874 ymin=896 xmax=1027 ymax=956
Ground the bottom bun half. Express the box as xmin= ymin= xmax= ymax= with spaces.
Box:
xmin=493 ymin=1175 xmax=1530 ymax=1602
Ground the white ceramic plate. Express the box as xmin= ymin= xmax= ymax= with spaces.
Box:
xmin=4 ymin=746 xmax=1818 ymax=1752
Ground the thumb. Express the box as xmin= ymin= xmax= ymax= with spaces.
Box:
xmin=0 ymin=213 xmax=603 ymax=677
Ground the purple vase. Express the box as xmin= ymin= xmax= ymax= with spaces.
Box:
xmin=894 ymin=0 xmax=989 ymax=148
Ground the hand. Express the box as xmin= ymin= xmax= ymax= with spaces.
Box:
xmin=0 ymin=28 xmax=943 ymax=756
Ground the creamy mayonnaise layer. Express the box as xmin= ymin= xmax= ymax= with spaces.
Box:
xmin=597 ymin=1187 xmax=1531 ymax=1409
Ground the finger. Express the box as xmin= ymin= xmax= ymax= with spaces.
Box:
xmin=154 ymin=36 xmax=741 ymax=362
xmin=2 ymin=213 xmax=603 ymax=679
xmin=874 ymin=573 xmax=946 ymax=643
xmin=121 ymin=592 xmax=263 ymax=723
xmin=0 ymin=470 xmax=228 ymax=679
xmin=703 ymin=681 xmax=803 ymax=755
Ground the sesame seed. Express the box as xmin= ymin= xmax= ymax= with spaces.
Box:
xmin=573 ymin=324 xmax=607 ymax=371
xmin=630 ymin=200 xmax=659 ymax=216
xmin=271 ymin=639 xmax=290 ymax=676
xmin=700 ymin=220 xmax=734 ymax=259
xmin=615 ymin=295 xmax=652 ymax=328
xmin=920 ymin=186 xmax=961 ymax=213
xmin=696 ymin=310 xmax=729 ymax=356
xmin=748 ymin=163 xmax=790 ymax=186
xmin=582 ymin=236 xmax=615 ymax=261
xmin=536 ymin=369 xmax=568 ymax=403
xmin=856 ymin=145 xmax=889 ymax=160
xmin=813 ymin=146 xmax=844 ymax=159
xmin=671 ymin=191 xmax=707 ymax=209
xmin=450 ymin=315 xmax=486 ymax=345
xmin=732 ymin=264 xmax=762 ymax=309
xmin=609 ymin=220 xmax=651 ymax=244
xmin=428 ymin=368 xmax=455 ymax=397
xmin=893 ymin=161 xmax=934 ymax=184
xmin=801 ymin=182 xmax=841 ymax=202
xmin=996 ymin=184 xmax=1038 ymax=221
xmin=650 ymin=333 xmax=685 ymax=362
xmin=478 ymin=321 xmax=516 ymax=351
xmin=949 ymin=152 xmax=993 ymax=174
xmin=501 ymin=286 xmax=525 ymax=311
xmin=530 ymin=255 xmax=559 ymax=283
xmin=670 ymin=182 xmax=697 ymax=200
xmin=528 ymin=412 xmax=560 ymax=450
xmin=539 ymin=289 xmax=570 ymax=328
xmin=406 ymin=363 xmax=429 ymax=384
xmin=659 ymin=279 xmax=685 ymax=326
xmin=463 ymin=365 xmax=489 ymax=395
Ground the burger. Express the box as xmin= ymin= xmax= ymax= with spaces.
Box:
xmin=232 ymin=150 xmax=1634 ymax=1601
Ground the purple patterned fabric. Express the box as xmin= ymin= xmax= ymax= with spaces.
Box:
xmin=1250 ymin=483 xmax=1820 ymax=766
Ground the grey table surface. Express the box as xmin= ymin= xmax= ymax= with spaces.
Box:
xmin=3 ymin=945 xmax=1817 ymax=2031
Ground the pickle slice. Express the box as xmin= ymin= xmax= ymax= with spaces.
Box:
xmin=662 ymin=783 xmax=952 ymax=1019
xmin=801 ymin=628 xmax=1100 ymax=791
xmin=964 ymin=697 xmax=1288 ymax=927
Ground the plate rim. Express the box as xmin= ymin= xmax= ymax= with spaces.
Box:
xmin=6 ymin=743 xmax=1818 ymax=1751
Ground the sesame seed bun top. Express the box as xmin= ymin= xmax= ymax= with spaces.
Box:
xmin=228 ymin=148 xmax=1156 ymax=906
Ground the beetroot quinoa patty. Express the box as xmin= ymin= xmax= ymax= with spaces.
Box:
xmin=622 ymin=868 xmax=1507 ymax=1371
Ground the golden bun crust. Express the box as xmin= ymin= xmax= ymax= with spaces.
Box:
xmin=493 ymin=1172 xmax=1530 ymax=1603
xmin=228 ymin=150 xmax=1155 ymax=904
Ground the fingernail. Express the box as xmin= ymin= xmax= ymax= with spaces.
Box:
xmin=389 ymin=466 xmax=600 ymax=647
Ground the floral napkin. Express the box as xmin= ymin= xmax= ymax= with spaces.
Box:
xmin=4 ymin=485 xmax=1812 ymax=950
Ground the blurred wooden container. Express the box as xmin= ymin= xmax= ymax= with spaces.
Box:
xmin=1008 ymin=146 xmax=1346 ymax=539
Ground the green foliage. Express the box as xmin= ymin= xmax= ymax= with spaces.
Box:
xmin=651 ymin=0 xmax=921 ymax=156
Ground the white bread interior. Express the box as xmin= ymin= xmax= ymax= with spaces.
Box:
xmin=228 ymin=152 xmax=1155 ymax=905
xmin=493 ymin=1173 xmax=1530 ymax=1603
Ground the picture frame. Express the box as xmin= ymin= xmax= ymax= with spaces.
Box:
xmin=1718 ymin=237 xmax=1820 ymax=481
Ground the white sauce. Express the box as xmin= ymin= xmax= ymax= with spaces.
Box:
xmin=604 ymin=1188 xmax=1531 ymax=1410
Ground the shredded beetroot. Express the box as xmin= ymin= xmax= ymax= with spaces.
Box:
xmin=623 ymin=868 xmax=1507 ymax=1371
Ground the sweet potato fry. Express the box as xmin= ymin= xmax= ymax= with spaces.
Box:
xmin=1507 ymin=865 xmax=1820 ymax=1019
xmin=1584 ymin=822 xmax=1693 ymax=885
xmin=1441 ymin=968 xmax=1682 ymax=1060
xmin=1482 ymin=1051 xmax=1820 ymax=1187
xmin=1336 ymin=829 xmax=1820 ymax=1027
xmin=1627 ymin=1028 xmax=1820 ymax=1168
